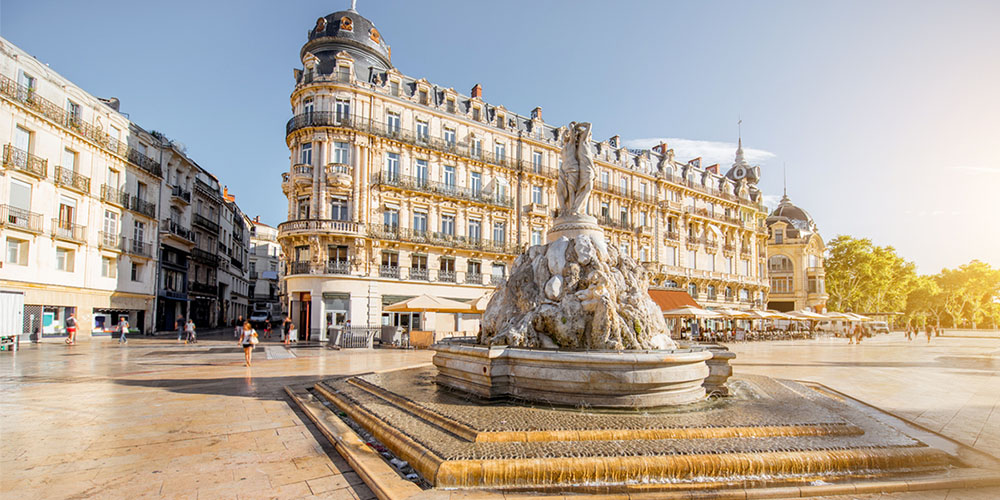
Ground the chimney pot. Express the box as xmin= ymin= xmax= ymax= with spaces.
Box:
xmin=471 ymin=83 xmax=482 ymax=98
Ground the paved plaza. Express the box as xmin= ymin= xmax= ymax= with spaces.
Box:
xmin=0 ymin=333 xmax=998 ymax=499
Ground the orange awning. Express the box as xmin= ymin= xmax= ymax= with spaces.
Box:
xmin=648 ymin=289 xmax=699 ymax=311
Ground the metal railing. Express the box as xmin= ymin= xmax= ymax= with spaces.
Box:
xmin=439 ymin=270 xmax=456 ymax=283
xmin=99 ymin=231 xmax=125 ymax=251
xmin=164 ymin=219 xmax=193 ymax=241
xmin=51 ymin=218 xmax=85 ymax=243
xmin=129 ymin=195 xmax=156 ymax=218
xmin=597 ymin=216 xmax=635 ymax=232
xmin=0 ymin=205 xmax=43 ymax=233
xmin=369 ymin=224 xmax=520 ymax=255
xmin=466 ymin=273 xmax=484 ymax=285
xmin=170 ymin=185 xmax=191 ymax=203
xmin=193 ymin=213 xmax=220 ymax=233
xmin=326 ymin=261 xmax=350 ymax=274
xmin=54 ymin=166 xmax=90 ymax=192
xmin=372 ymin=172 xmax=512 ymax=209
xmin=290 ymin=261 xmax=312 ymax=275
xmin=189 ymin=281 xmax=217 ymax=294
xmin=3 ymin=144 xmax=47 ymax=178
xmin=278 ymin=219 xmax=361 ymax=235
xmin=0 ymin=75 xmax=161 ymax=177
xmin=379 ymin=265 xmax=400 ymax=278
xmin=101 ymin=184 xmax=129 ymax=206
xmin=128 ymin=239 xmax=153 ymax=258
xmin=191 ymin=247 xmax=219 ymax=265
xmin=410 ymin=267 xmax=430 ymax=281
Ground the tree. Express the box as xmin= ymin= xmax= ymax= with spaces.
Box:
xmin=825 ymin=236 xmax=917 ymax=313
xmin=905 ymin=276 xmax=943 ymax=327
xmin=936 ymin=261 xmax=1000 ymax=328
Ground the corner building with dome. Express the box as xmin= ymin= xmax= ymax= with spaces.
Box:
xmin=278 ymin=7 xmax=772 ymax=339
xmin=764 ymin=193 xmax=828 ymax=312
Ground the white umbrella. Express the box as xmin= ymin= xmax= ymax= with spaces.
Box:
xmin=662 ymin=305 xmax=723 ymax=319
xmin=384 ymin=294 xmax=473 ymax=313
xmin=714 ymin=308 xmax=754 ymax=319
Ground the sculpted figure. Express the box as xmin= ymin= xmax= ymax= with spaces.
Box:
xmin=556 ymin=122 xmax=595 ymax=218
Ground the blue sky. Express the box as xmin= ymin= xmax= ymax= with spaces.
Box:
xmin=3 ymin=0 xmax=998 ymax=273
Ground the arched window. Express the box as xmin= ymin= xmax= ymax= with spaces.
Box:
xmin=707 ymin=285 xmax=717 ymax=300
xmin=768 ymin=255 xmax=794 ymax=273
xmin=664 ymin=280 xmax=679 ymax=288
xmin=688 ymin=283 xmax=698 ymax=297
xmin=725 ymin=287 xmax=733 ymax=300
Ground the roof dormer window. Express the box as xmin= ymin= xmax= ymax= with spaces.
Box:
xmin=340 ymin=16 xmax=353 ymax=31
xmin=418 ymin=89 xmax=429 ymax=105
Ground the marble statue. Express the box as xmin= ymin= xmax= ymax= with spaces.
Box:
xmin=556 ymin=121 xmax=595 ymax=218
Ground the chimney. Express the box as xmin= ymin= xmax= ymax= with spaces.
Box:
xmin=471 ymin=83 xmax=482 ymax=98
xmin=706 ymin=164 xmax=719 ymax=174
xmin=655 ymin=141 xmax=668 ymax=154
xmin=531 ymin=106 xmax=542 ymax=120
xmin=254 ymin=215 xmax=260 ymax=223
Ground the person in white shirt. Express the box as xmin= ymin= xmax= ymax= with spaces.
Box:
xmin=238 ymin=322 xmax=257 ymax=367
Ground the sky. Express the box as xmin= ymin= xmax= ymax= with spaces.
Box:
xmin=2 ymin=0 xmax=998 ymax=274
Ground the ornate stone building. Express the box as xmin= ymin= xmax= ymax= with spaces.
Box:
xmin=765 ymin=193 xmax=827 ymax=312
xmin=278 ymin=7 xmax=771 ymax=338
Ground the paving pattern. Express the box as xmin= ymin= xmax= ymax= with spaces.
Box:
xmin=0 ymin=333 xmax=996 ymax=499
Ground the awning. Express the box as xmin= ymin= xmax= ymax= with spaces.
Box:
xmin=384 ymin=294 xmax=473 ymax=313
xmin=649 ymin=289 xmax=699 ymax=312
xmin=662 ymin=305 xmax=722 ymax=319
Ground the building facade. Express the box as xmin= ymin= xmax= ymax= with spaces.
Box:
xmin=765 ymin=193 xmax=827 ymax=312
xmin=277 ymin=9 xmax=771 ymax=339
xmin=217 ymin=192 xmax=251 ymax=325
xmin=0 ymin=37 xmax=163 ymax=339
xmin=248 ymin=217 xmax=283 ymax=319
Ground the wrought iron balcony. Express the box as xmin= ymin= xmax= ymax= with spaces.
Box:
xmin=278 ymin=219 xmax=361 ymax=236
xmin=170 ymin=185 xmax=191 ymax=203
xmin=290 ymin=261 xmax=312 ymax=275
xmin=164 ymin=219 xmax=193 ymax=242
xmin=368 ymin=224 xmax=519 ymax=255
xmin=439 ymin=270 xmax=456 ymax=283
xmin=379 ymin=265 xmax=400 ymax=278
xmin=326 ymin=261 xmax=350 ymax=274
xmin=3 ymin=144 xmax=47 ymax=178
xmin=128 ymin=239 xmax=153 ymax=258
xmin=465 ymin=273 xmax=484 ymax=285
xmin=129 ymin=195 xmax=156 ymax=218
xmin=101 ymin=184 xmax=129 ymax=206
xmin=597 ymin=216 xmax=635 ymax=232
xmin=189 ymin=281 xmax=217 ymax=295
xmin=126 ymin=146 xmax=162 ymax=177
xmin=409 ymin=268 xmax=430 ymax=281
xmin=54 ymin=166 xmax=90 ymax=192
xmin=191 ymin=247 xmax=220 ymax=265
xmin=372 ymin=172 xmax=512 ymax=209
xmin=51 ymin=218 xmax=85 ymax=243
xmin=665 ymin=230 xmax=679 ymax=241
xmin=193 ymin=213 xmax=220 ymax=233
xmin=0 ymin=205 xmax=43 ymax=233
xmin=99 ymin=231 xmax=125 ymax=251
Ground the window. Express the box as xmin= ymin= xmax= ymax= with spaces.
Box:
xmin=335 ymin=98 xmax=350 ymax=121
xmin=415 ymin=159 xmax=428 ymax=185
xmin=62 ymin=148 xmax=77 ymax=171
xmin=100 ymin=255 xmax=115 ymax=277
xmin=688 ymin=283 xmax=698 ymax=297
xmin=600 ymin=202 xmax=609 ymax=219
xmin=66 ymin=99 xmax=81 ymax=124
xmin=5 ymin=238 xmax=27 ymax=265
xmin=9 ymin=178 xmax=32 ymax=213
xmin=14 ymin=126 xmax=31 ymax=153
xmin=382 ymin=252 xmax=398 ymax=268
xmin=495 ymin=180 xmax=507 ymax=201
xmin=416 ymin=120 xmax=429 ymax=142
xmin=383 ymin=207 xmax=399 ymax=228
xmin=640 ymin=182 xmax=647 ymax=200
xmin=295 ymin=245 xmax=310 ymax=261
xmin=471 ymin=139 xmax=482 ymax=158
xmin=493 ymin=222 xmax=506 ymax=243
xmin=531 ymin=229 xmax=542 ymax=246
xmin=131 ymin=262 xmax=142 ymax=282
xmin=446 ymin=99 xmax=456 ymax=113
xmin=532 ymin=151 xmax=542 ymax=172
xmin=472 ymin=107 xmax=481 ymax=121
xmin=707 ymin=285 xmax=717 ymax=300
xmin=725 ymin=287 xmax=734 ymax=300
xmin=470 ymin=172 xmax=481 ymax=194
xmin=385 ymin=152 xmax=400 ymax=180
xmin=600 ymin=170 xmax=609 ymax=187
xmin=413 ymin=210 xmax=428 ymax=234
xmin=769 ymin=255 xmax=794 ymax=273
xmin=725 ymin=257 xmax=733 ymax=274
xmin=494 ymin=142 xmax=505 ymax=161
xmin=665 ymin=246 xmax=676 ymax=266
xmin=770 ymin=277 xmax=793 ymax=294
xmin=639 ymin=211 xmax=647 ymax=227
xmin=297 ymin=197 xmax=310 ymax=219
xmin=740 ymin=259 xmax=750 ymax=276
xmin=619 ymin=177 xmax=628 ymax=196
xmin=332 ymin=142 xmax=350 ymax=164
xmin=58 ymin=196 xmax=76 ymax=226
xmin=329 ymin=245 xmax=349 ymax=263
xmin=640 ymin=246 xmax=648 ymax=262
xmin=444 ymin=128 xmax=455 ymax=146
xmin=300 ymin=143 xmax=312 ymax=165
xmin=492 ymin=263 xmax=506 ymax=279
xmin=134 ymin=221 xmax=146 ymax=245
xmin=303 ymin=97 xmax=314 ymax=115
xmin=386 ymin=112 xmax=401 ymax=133
xmin=109 ymin=125 xmax=121 ymax=143
xmin=440 ymin=214 xmax=455 ymax=235
xmin=331 ymin=196 xmax=350 ymax=220
xmin=390 ymin=81 xmax=400 ymax=96
xmin=468 ymin=219 xmax=481 ymax=240
xmin=418 ymin=89 xmax=429 ymax=105
xmin=107 ymin=169 xmax=120 ymax=189
xmin=56 ymin=247 xmax=74 ymax=277
xmin=775 ymin=229 xmax=784 ymax=244
xmin=103 ymin=210 xmax=119 ymax=240
xmin=531 ymin=186 xmax=543 ymax=205
xmin=443 ymin=166 xmax=456 ymax=189
xmin=467 ymin=260 xmax=481 ymax=276
xmin=619 ymin=207 xmax=628 ymax=226
xmin=688 ymin=250 xmax=697 ymax=269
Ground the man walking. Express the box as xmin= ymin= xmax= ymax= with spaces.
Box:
xmin=176 ymin=315 xmax=185 ymax=342
xmin=118 ymin=317 xmax=130 ymax=344
xmin=925 ymin=324 xmax=932 ymax=343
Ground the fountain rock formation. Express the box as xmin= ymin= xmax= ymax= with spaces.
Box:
xmin=480 ymin=235 xmax=675 ymax=350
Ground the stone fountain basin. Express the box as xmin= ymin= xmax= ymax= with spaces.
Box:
xmin=432 ymin=342 xmax=712 ymax=408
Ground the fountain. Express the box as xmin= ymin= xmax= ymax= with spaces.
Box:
xmin=288 ymin=121 xmax=1000 ymax=496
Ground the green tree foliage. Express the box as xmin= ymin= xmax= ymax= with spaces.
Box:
xmin=935 ymin=261 xmax=1000 ymax=328
xmin=825 ymin=236 xmax=916 ymax=313
xmin=904 ymin=276 xmax=943 ymax=327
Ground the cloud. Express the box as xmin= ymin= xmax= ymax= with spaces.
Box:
xmin=625 ymin=137 xmax=776 ymax=168
xmin=950 ymin=166 xmax=1000 ymax=175
xmin=761 ymin=193 xmax=782 ymax=211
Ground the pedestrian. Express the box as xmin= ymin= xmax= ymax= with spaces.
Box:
xmin=64 ymin=312 xmax=77 ymax=345
xmin=925 ymin=324 xmax=932 ymax=343
xmin=233 ymin=316 xmax=243 ymax=339
xmin=185 ymin=319 xmax=197 ymax=344
xmin=117 ymin=317 xmax=130 ymax=344
xmin=176 ymin=315 xmax=185 ymax=342
xmin=264 ymin=319 xmax=272 ymax=339
xmin=238 ymin=321 xmax=257 ymax=367
xmin=282 ymin=317 xmax=292 ymax=346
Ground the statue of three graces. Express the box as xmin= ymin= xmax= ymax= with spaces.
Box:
xmin=556 ymin=121 xmax=595 ymax=220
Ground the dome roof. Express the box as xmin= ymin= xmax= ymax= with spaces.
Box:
xmin=301 ymin=9 xmax=392 ymax=81
xmin=766 ymin=194 xmax=818 ymax=235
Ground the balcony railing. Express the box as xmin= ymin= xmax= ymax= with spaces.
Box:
xmin=190 ymin=247 xmax=219 ymax=265
xmin=409 ymin=267 xmax=430 ymax=281
xmin=369 ymin=224 xmax=520 ymax=255
xmin=597 ymin=216 xmax=635 ymax=232
xmin=51 ymin=219 xmax=85 ymax=243
xmin=278 ymin=219 xmax=361 ymax=235
xmin=189 ymin=281 xmax=217 ymax=295
xmin=170 ymin=185 xmax=191 ymax=203
xmin=54 ymin=166 xmax=90 ymax=192
xmin=326 ymin=261 xmax=350 ymax=274
xmin=380 ymin=265 xmax=400 ymax=278
xmin=466 ymin=273 xmax=484 ymax=285
xmin=291 ymin=261 xmax=312 ymax=275
xmin=193 ymin=213 xmax=220 ymax=233
xmin=3 ymin=144 xmax=47 ymax=178
xmin=372 ymin=172 xmax=512 ymax=209
xmin=129 ymin=195 xmax=156 ymax=218
xmin=128 ymin=239 xmax=153 ymax=258
xmin=164 ymin=219 xmax=193 ymax=242
xmin=99 ymin=231 xmax=125 ymax=251
xmin=439 ymin=270 xmax=456 ymax=283
xmin=0 ymin=205 xmax=43 ymax=233
xmin=101 ymin=184 xmax=129 ymax=206
xmin=665 ymin=230 xmax=679 ymax=241
xmin=0 ymin=75 xmax=161 ymax=177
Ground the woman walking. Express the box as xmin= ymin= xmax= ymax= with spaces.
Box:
xmin=264 ymin=319 xmax=272 ymax=339
xmin=64 ymin=312 xmax=77 ymax=345
xmin=185 ymin=319 xmax=197 ymax=344
xmin=238 ymin=321 xmax=257 ymax=367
